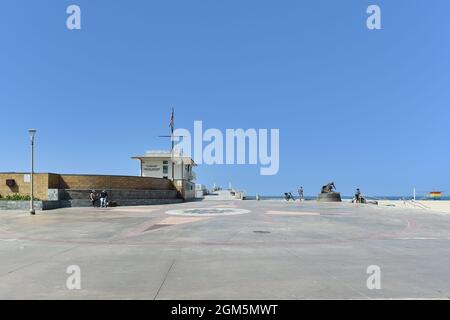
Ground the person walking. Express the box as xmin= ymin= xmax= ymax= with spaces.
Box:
xmin=298 ymin=186 xmax=304 ymax=201
xmin=89 ymin=190 xmax=97 ymax=207
xmin=100 ymin=190 xmax=108 ymax=208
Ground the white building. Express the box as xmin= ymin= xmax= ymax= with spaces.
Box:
xmin=132 ymin=150 xmax=197 ymax=200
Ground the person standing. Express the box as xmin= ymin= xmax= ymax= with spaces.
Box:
xmin=100 ymin=190 xmax=108 ymax=208
xmin=89 ymin=190 xmax=97 ymax=207
xmin=355 ymin=188 xmax=361 ymax=203
xmin=298 ymin=186 xmax=304 ymax=201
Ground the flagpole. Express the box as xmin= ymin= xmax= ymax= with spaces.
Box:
xmin=160 ymin=108 xmax=182 ymax=184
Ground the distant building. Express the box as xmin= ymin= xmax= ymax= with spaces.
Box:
xmin=132 ymin=150 xmax=197 ymax=200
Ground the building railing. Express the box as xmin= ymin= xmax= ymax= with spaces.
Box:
xmin=188 ymin=172 xmax=197 ymax=181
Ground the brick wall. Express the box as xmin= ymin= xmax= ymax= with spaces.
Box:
xmin=58 ymin=174 xmax=175 ymax=190
xmin=0 ymin=173 xmax=51 ymax=200
xmin=48 ymin=173 xmax=61 ymax=189
xmin=0 ymin=173 xmax=175 ymax=200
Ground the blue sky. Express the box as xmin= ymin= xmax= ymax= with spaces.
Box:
xmin=1 ymin=0 xmax=449 ymax=196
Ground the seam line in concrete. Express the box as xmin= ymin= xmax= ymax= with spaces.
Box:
xmin=153 ymin=259 xmax=175 ymax=300
xmin=1 ymin=245 xmax=80 ymax=278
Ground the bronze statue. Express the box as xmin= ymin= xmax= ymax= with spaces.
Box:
xmin=317 ymin=181 xmax=342 ymax=202
xmin=321 ymin=182 xmax=336 ymax=194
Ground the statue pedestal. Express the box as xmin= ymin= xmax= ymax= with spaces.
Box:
xmin=317 ymin=192 xmax=342 ymax=202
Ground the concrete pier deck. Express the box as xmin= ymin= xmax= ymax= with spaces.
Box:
xmin=1 ymin=200 xmax=450 ymax=299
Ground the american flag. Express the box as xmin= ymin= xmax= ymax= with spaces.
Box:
xmin=169 ymin=108 xmax=174 ymax=132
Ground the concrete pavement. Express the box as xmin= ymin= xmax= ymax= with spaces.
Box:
xmin=1 ymin=200 xmax=450 ymax=299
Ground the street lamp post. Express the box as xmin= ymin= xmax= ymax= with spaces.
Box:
xmin=28 ymin=129 xmax=36 ymax=215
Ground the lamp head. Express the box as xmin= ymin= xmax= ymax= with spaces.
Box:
xmin=28 ymin=129 xmax=36 ymax=141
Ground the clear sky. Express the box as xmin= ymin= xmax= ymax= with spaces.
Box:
xmin=1 ymin=0 xmax=449 ymax=197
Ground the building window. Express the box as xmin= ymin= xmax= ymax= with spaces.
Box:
xmin=163 ymin=160 xmax=168 ymax=165
xmin=163 ymin=165 xmax=168 ymax=174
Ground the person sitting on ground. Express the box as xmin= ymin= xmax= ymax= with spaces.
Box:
xmin=288 ymin=192 xmax=295 ymax=201
xmin=100 ymin=190 xmax=108 ymax=208
xmin=89 ymin=190 xmax=97 ymax=207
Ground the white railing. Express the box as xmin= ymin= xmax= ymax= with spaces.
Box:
xmin=188 ymin=172 xmax=197 ymax=181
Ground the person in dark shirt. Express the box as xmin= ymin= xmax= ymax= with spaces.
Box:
xmin=288 ymin=192 xmax=295 ymax=201
xmin=100 ymin=190 xmax=108 ymax=208
xmin=355 ymin=188 xmax=361 ymax=203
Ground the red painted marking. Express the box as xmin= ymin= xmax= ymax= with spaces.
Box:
xmin=143 ymin=224 xmax=173 ymax=232
xmin=0 ymin=217 xmax=420 ymax=246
